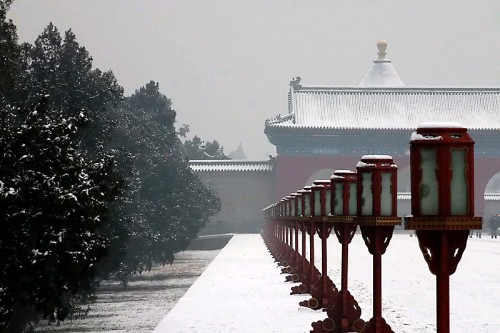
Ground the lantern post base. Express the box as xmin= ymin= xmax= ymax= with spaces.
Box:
xmin=311 ymin=221 xmax=364 ymax=332
xmin=293 ymin=262 xmax=319 ymax=295
xmin=290 ymin=258 xmax=312 ymax=294
xmin=310 ymin=290 xmax=365 ymax=333
xmin=358 ymin=219 xmax=400 ymax=333
xmin=301 ymin=274 xmax=338 ymax=310
xmin=415 ymin=229 xmax=469 ymax=333
xmin=360 ymin=317 xmax=394 ymax=333
xmin=406 ymin=216 xmax=482 ymax=333
xmin=305 ymin=220 xmax=336 ymax=310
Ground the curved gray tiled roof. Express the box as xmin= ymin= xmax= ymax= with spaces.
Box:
xmin=268 ymin=87 xmax=500 ymax=130
xmin=188 ymin=160 xmax=274 ymax=172
xmin=267 ymin=41 xmax=500 ymax=131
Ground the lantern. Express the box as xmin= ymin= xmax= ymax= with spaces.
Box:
xmin=270 ymin=203 xmax=275 ymax=218
xmin=302 ymin=186 xmax=312 ymax=217
xmin=295 ymin=191 xmax=304 ymax=217
xmin=283 ymin=198 xmax=289 ymax=218
xmin=409 ymin=122 xmax=475 ymax=217
xmin=311 ymin=184 xmax=323 ymax=217
xmin=276 ymin=199 xmax=282 ymax=218
xmin=289 ymin=193 xmax=297 ymax=218
xmin=317 ymin=170 xmax=364 ymax=331
xmin=331 ymin=170 xmax=357 ymax=216
xmin=356 ymin=155 xmax=397 ymax=217
xmin=313 ymin=180 xmax=332 ymax=216
xmin=355 ymin=155 xmax=400 ymax=333
xmin=406 ymin=123 xmax=482 ymax=333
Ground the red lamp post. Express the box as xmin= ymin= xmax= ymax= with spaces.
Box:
xmin=304 ymin=180 xmax=339 ymax=311
xmin=266 ymin=199 xmax=286 ymax=269
xmin=286 ymin=190 xmax=304 ymax=282
xmin=356 ymin=155 xmax=401 ymax=333
xmin=283 ymin=193 xmax=298 ymax=273
xmin=306 ymin=183 xmax=322 ymax=292
xmin=301 ymin=187 xmax=312 ymax=281
xmin=262 ymin=204 xmax=273 ymax=256
xmin=277 ymin=198 xmax=288 ymax=267
xmin=405 ymin=123 xmax=482 ymax=333
xmin=312 ymin=170 xmax=364 ymax=333
xmin=291 ymin=187 xmax=313 ymax=293
xmin=270 ymin=202 xmax=281 ymax=262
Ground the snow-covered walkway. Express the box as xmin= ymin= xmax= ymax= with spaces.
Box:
xmin=154 ymin=234 xmax=325 ymax=332
xmin=154 ymin=233 xmax=499 ymax=333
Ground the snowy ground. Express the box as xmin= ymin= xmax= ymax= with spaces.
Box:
xmin=33 ymin=232 xmax=499 ymax=332
xmin=156 ymin=232 xmax=499 ymax=333
xmin=35 ymin=250 xmax=219 ymax=333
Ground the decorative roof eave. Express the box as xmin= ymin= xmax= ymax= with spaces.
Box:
xmin=264 ymin=124 xmax=415 ymax=135
xmin=265 ymin=124 xmax=500 ymax=136
xmin=485 ymin=193 xmax=500 ymax=201
xmin=188 ymin=159 xmax=275 ymax=173
xmin=290 ymin=86 xmax=500 ymax=93
xmin=266 ymin=124 xmax=500 ymax=131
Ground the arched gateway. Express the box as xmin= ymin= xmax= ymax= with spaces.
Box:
xmin=191 ymin=41 xmax=500 ymax=233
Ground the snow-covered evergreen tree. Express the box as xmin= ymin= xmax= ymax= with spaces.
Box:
xmin=0 ymin=5 xmax=221 ymax=330
xmin=0 ymin=96 xmax=124 ymax=329
xmin=109 ymin=81 xmax=220 ymax=277
xmin=15 ymin=23 xmax=123 ymax=153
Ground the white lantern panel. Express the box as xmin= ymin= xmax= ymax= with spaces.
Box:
xmin=450 ymin=148 xmax=468 ymax=215
xmin=334 ymin=183 xmax=343 ymax=215
xmin=325 ymin=189 xmax=332 ymax=215
xmin=361 ymin=172 xmax=373 ymax=215
xmin=420 ymin=148 xmax=439 ymax=215
xmin=314 ymin=191 xmax=321 ymax=216
xmin=304 ymin=193 xmax=311 ymax=217
xmin=348 ymin=183 xmax=357 ymax=215
xmin=381 ymin=172 xmax=393 ymax=216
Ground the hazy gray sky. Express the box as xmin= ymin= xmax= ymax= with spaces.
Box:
xmin=8 ymin=0 xmax=500 ymax=159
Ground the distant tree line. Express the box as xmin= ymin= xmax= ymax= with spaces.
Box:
xmin=179 ymin=124 xmax=230 ymax=160
xmin=0 ymin=1 xmax=224 ymax=331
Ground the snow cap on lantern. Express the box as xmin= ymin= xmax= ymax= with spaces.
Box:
xmin=356 ymin=155 xmax=398 ymax=217
xmin=331 ymin=170 xmax=357 ymax=216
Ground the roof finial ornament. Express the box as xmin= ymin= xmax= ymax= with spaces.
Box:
xmin=359 ymin=40 xmax=404 ymax=87
xmin=377 ymin=40 xmax=388 ymax=61
xmin=290 ymin=76 xmax=302 ymax=89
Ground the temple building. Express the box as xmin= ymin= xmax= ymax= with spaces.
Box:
xmin=190 ymin=41 xmax=500 ymax=234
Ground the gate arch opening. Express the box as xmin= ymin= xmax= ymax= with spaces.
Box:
xmin=484 ymin=171 xmax=500 ymax=219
